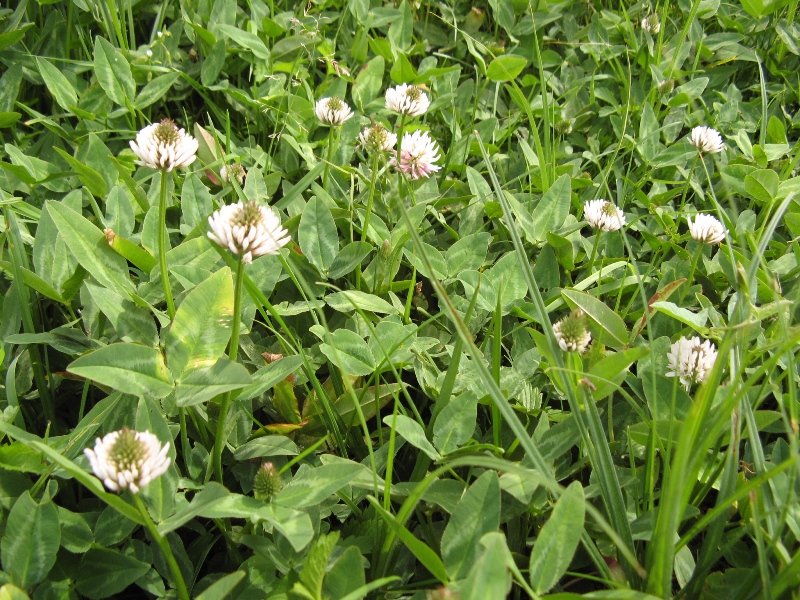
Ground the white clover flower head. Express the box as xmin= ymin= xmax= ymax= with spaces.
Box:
xmin=220 ymin=163 xmax=246 ymax=186
xmin=584 ymin=199 xmax=626 ymax=232
xmin=207 ymin=201 xmax=290 ymax=264
xmin=553 ymin=309 xmax=592 ymax=354
xmin=84 ymin=428 xmax=170 ymax=494
xmin=129 ymin=119 xmax=199 ymax=172
xmin=391 ymin=130 xmax=441 ymax=180
xmin=666 ymin=336 xmax=718 ymax=391
xmin=358 ymin=123 xmax=397 ymax=153
xmin=315 ymin=96 xmax=354 ymax=126
xmin=689 ymin=126 xmax=725 ymax=154
xmin=641 ymin=14 xmax=661 ymax=34
xmin=385 ymin=84 xmax=431 ymax=117
xmin=688 ymin=213 xmax=726 ymax=244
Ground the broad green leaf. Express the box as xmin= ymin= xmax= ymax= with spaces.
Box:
xmin=433 ymin=393 xmax=478 ymax=454
xmin=158 ymin=482 xmax=229 ymax=535
xmin=237 ymin=355 xmax=305 ymax=402
xmin=329 ymin=242 xmax=373 ymax=279
xmin=58 ymin=507 xmax=93 ymax=554
xmin=744 ymin=169 xmax=779 ymax=204
xmin=325 ymin=290 xmax=396 ymax=314
xmin=486 ymin=54 xmax=528 ymax=81
xmin=562 ymin=288 xmax=628 ymax=348
xmin=93 ymin=37 xmax=135 ymax=106
xmin=352 ymin=56 xmax=385 ymax=110
xmin=295 ymin=532 xmax=339 ymax=600
xmin=441 ymin=471 xmax=501 ymax=580
xmin=75 ymin=548 xmax=150 ymax=599
xmin=462 ymin=533 xmax=509 ymax=600
xmin=323 ymin=545 xmax=366 ymax=600
xmin=54 ymin=147 xmax=108 ymax=198
xmin=135 ymin=396 xmax=177 ymax=521
xmin=180 ymin=173 xmax=214 ymax=229
xmin=587 ymin=347 xmax=650 ymax=400
xmin=651 ymin=301 xmax=709 ymax=334
xmin=0 ymin=584 xmax=30 ymax=600
xmin=384 ymin=414 xmax=440 ymax=460
xmin=166 ymin=268 xmax=234 ymax=377
xmin=0 ymin=23 xmax=33 ymax=51
xmin=0 ymin=491 xmax=60 ymax=588
xmin=36 ymin=57 xmax=77 ymax=111
xmin=199 ymin=494 xmax=313 ymax=551
xmin=530 ymin=174 xmax=571 ymax=243
xmin=201 ymin=40 xmax=227 ymax=87
xmin=196 ymin=571 xmax=246 ymax=600
xmin=85 ymin=282 xmax=157 ymax=346
xmin=47 ymin=201 xmax=135 ymax=294
xmin=445 ymin=232 xmax=490 ymax=276
xmin=319 ymin=329 xmax=375 ymax=376
xmin=175 ymin=358 xmax=251 ymax=407
xmin=368 ymin=497 xmax=449 ymax=584
xmin=135 ymin=72 xmax=180 ymax=109
xmin=275 ymin=463 xmax=363 ymax=508
xmin=299 ymin=197 xmax=339 ymax=273
xmin=529 ymin=481 xmax=585 ymax=594
xmin=233 ymin=436 xmax=298 ymax=461
xmin=217 ymin=24 xmax=270 ymax=61
xmin=68 ymin=343 xmax=174 ymax=399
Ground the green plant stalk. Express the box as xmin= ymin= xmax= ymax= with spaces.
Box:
xmin=492 ymin=291 xmax=503 ymax=450
xmin=212 ymin=257 xmax=245 ymax=483
xmin=384 ymin=396 xmax=400 ymax=511
xmin=133 ymin=494 xmax=189 ymax=600
xmin=474 ymin=136 xmax=640 ymax=584
xmin=357 ymin=153 xmax=381 ymax=291
xmin=679 ymin=243 xmax=704 ymax=305
xmin=3 ymin=208 xmax=55 ymax=428
xmin=323 ymin=126 xmax=336 ymax=190
xmin=678 ymin=154 xmax=700 ymax=217
xmin=585 ymin=229 xmax=601 ymax=285
xmin=158 ymin=171 xmax=176 ymax=319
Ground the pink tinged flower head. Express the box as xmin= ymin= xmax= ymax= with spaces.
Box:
xmin=84 ymin=428 xmax=171 ymax=494
xmin=391 ymin=130 xmax=441 ymax=180
xmin=666 ymin=336 xmax=718 ymax=391
xmin=689 ymin=126 xmax=725 ymax=154
xmin=584 ymin=199 xmax=626 ymax=232
xmin=129 ymin=119 xmax=198 ymax=172
xmin=315 ymin=96 xmax=354 ymax=126
xmin=688 ymin=213 xmax=726 ymax=244
xmin=385 ymin=84 xmax=430 ymax=117
xmin=207 ymin=201 xmax=290 ymax=264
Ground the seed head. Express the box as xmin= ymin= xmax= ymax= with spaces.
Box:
xmin=253 ymin=462 xmax=283 ymax=501
xmin=553 ymin=310 xmax=592 ymax=354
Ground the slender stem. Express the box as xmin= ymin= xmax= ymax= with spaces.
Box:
xmin=323 ymin=127 xmax=336 ymax=190
xmin=678 ymin=154 xmax=700 ymax=218
xmin=492 ymin=291 xmax=503 ymax=450
xmin=158 ymin=171 xmax=175 ymax=319
xmin=680 ymin=243 xmax=704 ymax=305
xmin=357 ymin=153 xmax=381 ymax=291
xmin=133 ymin=495 xmax=190 ymax=600
xmin=212 ymin=257 xmax=245 ymax=483
xmin=384 ymin=395 xmax=399 ymax=511
xmin=585 ymin=229 xmax=601 ymax=285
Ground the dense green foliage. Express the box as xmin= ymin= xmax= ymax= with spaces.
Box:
xmin=0 ymin=0 xmax=799 ymax=598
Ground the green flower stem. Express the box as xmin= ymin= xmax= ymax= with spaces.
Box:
xmin=323 ymin=127 xmax=336 ymax=190
xmin=357 ymin=152 xmax=381 ymax=291
xmin=680 ymin=243 xmax=704 ymax=305
xmin=158 ymin=170 xmax=175 ymax=319
xmin=585 ymin=229 xmax=601 ymax=286
xmin=212 ymin=257 xmax=245 ymax=483
xmin=133 ymin=494 xmax=189 ymax=600
xmin=678 ymin=153 xmax=700 ymax=218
